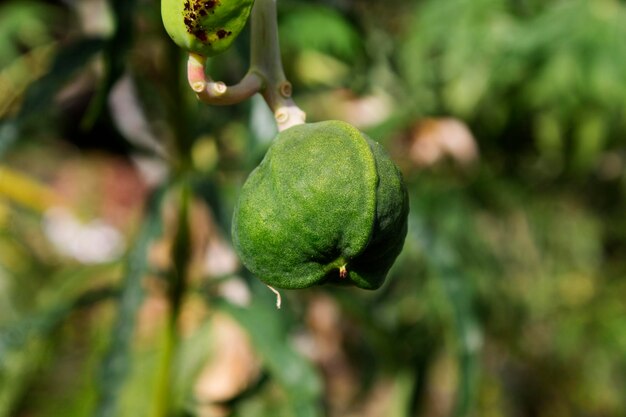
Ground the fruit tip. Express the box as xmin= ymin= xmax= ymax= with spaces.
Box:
xmin=339 ymin=265 xmax=348 ymax=279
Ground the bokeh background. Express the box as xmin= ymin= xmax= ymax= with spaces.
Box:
xmin=1 ymin=0 xmax=626 ymax=416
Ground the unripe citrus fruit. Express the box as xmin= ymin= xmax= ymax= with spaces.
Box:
xmin=161 ymin=0 xmax=255 ymax=57
xmin=232 ymin=120 xmax=409 ymax=290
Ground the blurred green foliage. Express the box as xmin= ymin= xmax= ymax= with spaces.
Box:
xmin=1 ymin=0 xmax=625 ymax=416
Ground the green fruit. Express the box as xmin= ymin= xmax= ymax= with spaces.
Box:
xmin=161 ymin=0 xmax=255 ymax=57
xmin=232 ymin=120 xmax=409 ymax=290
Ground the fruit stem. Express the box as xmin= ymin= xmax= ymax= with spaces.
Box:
xmin=187 ymin=53 xmax=263 ymax=105
xmin=249 ymin=0 xmax=306 ymax=131
xmin=185 ymin=0 xmax=306 ymax=131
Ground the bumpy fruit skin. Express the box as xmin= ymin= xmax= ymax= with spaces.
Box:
xmin=232 ymin=120 xmax=409 ymax=290
xmin=161 ymin=0 xmax=255 ymax=57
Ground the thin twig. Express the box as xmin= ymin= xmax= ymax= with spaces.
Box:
xmin=266 ymin=285 xmax=282 ymax=309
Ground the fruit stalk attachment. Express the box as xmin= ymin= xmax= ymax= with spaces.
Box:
xmin=186 ymin=0 xmax=306 ymax=131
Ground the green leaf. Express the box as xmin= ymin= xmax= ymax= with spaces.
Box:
xmin=81 ymin=0 xmax=138 ymax=128
xmin=409 ymin=189 xmax=481 ymax=417
xmin=94 ymin=186 xmax=166 ymax=417
xmin=1 ymin=36 xmax=104 ymax=154
xmin=0 ymin=1 xmax=59 ymax=68
xmin=0 ymin=285 xmax=118 ymax=417
xmin=217 ymin=287 xmax=323 ymax=417
xmin=17 ymin=38 xmax=106 ymax=119
xmin=278 ymin=5 xmax=362 ymax=62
